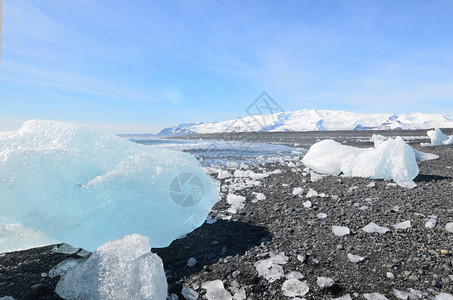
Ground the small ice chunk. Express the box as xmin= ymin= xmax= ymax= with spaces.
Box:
xmin=310 ymin=171 xmax=324 ymax=182
xmin=317 ymin=276 xmax=335 ymax=288
xmin=363 ymin=293 xmax=389 ymax=300
xmin=333 ymin=295 xmax=352 ymax=300
xmin=359 ymin=205 xmax=369 ymax=210
xmin=367 ymin=182 xmax=376 ymax=188
xmin=49 ymin=258 xmax=82 ymax=278
xmin=254 ymin=193 xmax=266 ymax=201
xmin=386 ymin=183 xmax=398 ymax=187
xmin=281 ymin=279 xmax=309 ymax=297
xmin=56 ymin=234 xmax=167 ymax=300
xmin=445 ymin=223 xmax=453 ymax=233
xmin=292 ymin=187 xmax=304 ymax=196
xmin=206 ymin=218 xmax=217 ymax=224
xmin=392 ymin=220 xmax=411 ymax=230
xmin=332 ymin=226 xmax=350 ymax=237
xmin=55 ymin=244 xmax=79 ymax=255
xmin=436 ymin=293 xmax=453 ymax=300
xmin=362 ymin=222 xmax=390 ymax=234
xmin=202 ymin=280 xmax=232 ymax=300
xmin=425 ymin=216 xmax=437 ymax=229
xmin=187 ymin=257 xmax=197 ymax=267
xmin=302 ymin=137 xmax=419 ymax=186
xmin=427 ymin=128 xmax=453 ymax=146
xmin=297 ymin=254 xmax=305 ymax=263
xmin=226 ymin=161 xmax=239 ymax=169
xmin=306 ymin=188 xmax=319 ymax=198
xmin=77 ymin=249 xmax=91 ymax=257
xmin=182 ymin=287 xmax=199 ymax=300
xmin=393 ymin=289 xmax=411 ymax=299
xmin=227 ymin=194 xmax=246 ymax=214
xmin=254 ymin=252 xmax=288 ymax=283
xmin=347 ymin=253 xmax=365 ymax=263
xmin=303 ymin=200 xmax=312 ymax=208
xmin=386 ymin=272 xmax=395 ymax=279
xmin=218 ymin=170 xmax=232 ymax=179
xmin=286 ymin=271 xmax=304 ymax=280
xmin=316 ymin=213 xmax=327 ymax=219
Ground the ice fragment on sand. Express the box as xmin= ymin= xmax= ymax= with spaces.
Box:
xmin=0 ymin=120 xmax=219 ymax=251
xmin=49 ymin=258 xmax=82 ymax=278
xmin=281 ymin=279 xmax=309 ymax=297
xmin=363 ymin=293 xmax=389 ymax=300
xmin=317 ymin=213 xmax=327 ymax=219
xmin=310 ymin=171 xmax=324 ymax=182
xmin=55 ymin=244 xmax=79 ymax=255
xmin=56 ymin=234 xmax=167 ymax=300
xmin=217 ymin=170 xmax=232 ymax=179
xmin=367 ymin=182 xmax=376 ymax=188
xmin=317 ymin=276 xmax=335 ymax=288
xmin=187 ymin=257 xmax=197 ymax=267
xmin=425 ymin=216 xmax=437 ymax=229
xmin=302 ymin=137 xmax=419 ymax=187
xmin=202 ymin=280 xmax=232 ymax=300
xmin=392 ymin=220 xmax=411 ymax=230
xmin=181 ymin=287 xmax=199 ymax=300
xmin=292 ymin=187 xmax=304 ymax=195
xmin=436 ymin=293 xmax=453 ymax=300
xmin=393 ymin=289 xmax=411 ymax=299
xmin=306 ymin=188 xmax=319 ymax=198
xmin=347 ymin=253 xmax=365 ymax=263
xmin=386 ymin=272 xmax=395 ymax=280
xmin=427 ymin=128 xmax=453 ymax=146
xmin=445 ymin=222 xmax=453 ymax=233
xmin=362 ymin=222 xmax=390 ymax=234
xmin=333 ymin=295 xmax=352 ymax=300
xmin=254 ymin=252 xmax=288 ymax=283
xmin=254 ymin=193 xmax=266 ymax=202
xmin=227 ymin=194 xmax=246 ymax=213
xmin=286 ymin=271 xmax=304 ymax=280
xmin=303 ymin=200 xmax=312 ymax=208
xmin=332 ymin=226 xmax=350 ymax=237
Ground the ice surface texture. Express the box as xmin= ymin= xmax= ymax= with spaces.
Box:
xmin=302 ymin=137 xmax=419 ymax=186
xmin=0 ymin=120 xmax=219 ymax=251
xmin=56 ymin=234 xmax=167 ymax=300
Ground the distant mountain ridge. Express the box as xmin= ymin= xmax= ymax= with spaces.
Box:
xmin=157 ymin=110 xmax=453 ymax=136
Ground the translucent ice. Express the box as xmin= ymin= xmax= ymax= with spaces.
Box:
xmin=332 ymin=226 xmax=350 ymax=237
xmin=201 ymin=280 xmax=232 ymax=300
xmin=427 ymin=128 xmax=453 ymax=146
xmin=362 ymin=222 xmax=390 ymax=234
xmin=363 ymin=293 xmax=389 ymax=300
xmin=317 ymin=276 xmax=335 ymax=288
xmin=302 ymin=137 xmax=419 ymax=187
xmin=281 ymin=278 xmax=309 ymax=297
xmin=0 ymin=120 xmax=219 ymax=251
xmin=254 ymin=252 xmax=288 ymax=283
xmin=392 ymin=220 xmax=411 ymax=230
xmin=347 ymin=253 xmax=365 ymax=263
xmin=56 ymin=234 xmax=167 ymax=300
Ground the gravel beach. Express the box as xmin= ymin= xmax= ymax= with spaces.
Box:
xmin=1 ymin=135 xmax=453 ymax=299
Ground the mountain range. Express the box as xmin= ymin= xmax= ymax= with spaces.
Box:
xmin=157 ymin=110 xmax=453 ymax=136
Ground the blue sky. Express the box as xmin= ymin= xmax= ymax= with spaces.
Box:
xmin=1 ymin=0 xmax=452 ymax=133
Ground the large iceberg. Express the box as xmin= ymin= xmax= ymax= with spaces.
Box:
xmin=301 ymin=137 xmax=419 ymax=186
xmin=427 ymin=128 xmax=453 ymax=146
xmin=56 ymin=234 xmax=167 ymax=300
xmin=0 ymin=120 xmax=219 ymax=251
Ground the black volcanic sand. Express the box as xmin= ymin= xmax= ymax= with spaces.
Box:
xmin=1 ymin=145 xmax=453 ymax=299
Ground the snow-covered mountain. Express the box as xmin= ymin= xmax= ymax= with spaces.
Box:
xmin=157 ymin=110 xmax=453 ymax=136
